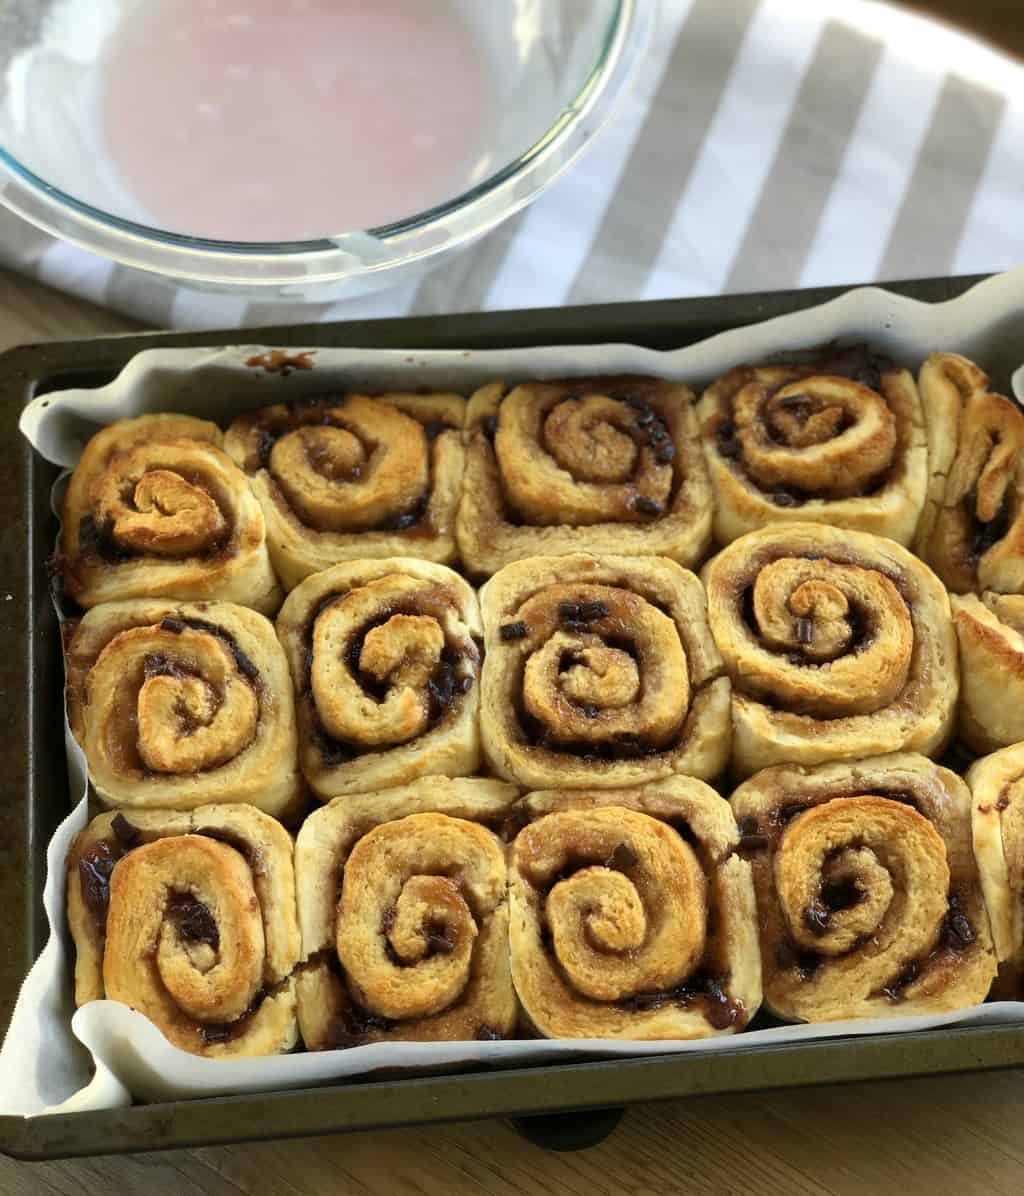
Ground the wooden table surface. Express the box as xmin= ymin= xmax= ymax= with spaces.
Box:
xmin=4 ymin=254 xmax=1024 ymax=1190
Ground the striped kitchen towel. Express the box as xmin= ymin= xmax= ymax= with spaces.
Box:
xmin=2 ymin=0 xmax=1023 ymax=330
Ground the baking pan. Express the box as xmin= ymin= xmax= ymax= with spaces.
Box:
xmin=5 ymin=274 xmax=1024 ymax=1161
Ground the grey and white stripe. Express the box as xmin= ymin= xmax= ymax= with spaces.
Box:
xmin=0 ymin=0 xmax=1019 ymax=329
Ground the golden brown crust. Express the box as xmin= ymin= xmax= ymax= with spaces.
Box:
xmin=61 ymin=414 xmax=280 ymax=613
xmin=968 ymin=745 xmax=1024 ymax=997
xmin=276 ymin=559 xmax=482 ymax=799
xmin=293 ymin=777 xmax=519 ymax=1049
xmin=697 ymin=356 xmax=926 ymax=546
xmin=478 ymin=554 xmax=731 ymax=788
xmin=66 ymin=600 xmax=302 ymax=819
xmin=731 ymin=754 xmax=995 ymax=1021
xmin=508 ymin=779 xmax=761 ymax=1039
xmin=456 ymin=377 xmax=712 ymax=579
xmin=952 ymin=593 xmax=1024 ymax=754
xmin=702 ymin=524 xmax=958 ymax=775
xmin=66 ymin=804 xmax=300 ymax=1058
xmin=914 ymin=352 xmax=1024 ymax=594
xmin=224 ymin=394 xmax=465 ymax=589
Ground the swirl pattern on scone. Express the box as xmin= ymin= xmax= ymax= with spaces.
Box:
xmin=697 ymin=347 xmax=926 ymax=546
xmin=224 ymin=393 xmax=465 ymax=589
xmin=456 ymin=377 xmax=712 ymax=578
xmin=914 ymin=352 xmax=1024 ymax=594
xmin=479 ymin=554 xmax=730 ymax=788
xmin=67 ymin=804 xmax=300 ymax=1058
xmin=276 ymin=559 xmax=481 ymax=799
xmin=294 ymin=777 xmax=518 ymax=1049
xmin=508 ymin=779 xmax=761 ymax=1039
xmin=968 ymin=745 xmax=1024 ymax=999
xmin=702 ymin=524 xmax=958 ymax=775
xmin=62 ymin=414 xmax=280 ymax=613
xmin=731 ymin=754 xmax=995 ymax=1021
xmin=66 ymin=599 xmax=303 ymax=820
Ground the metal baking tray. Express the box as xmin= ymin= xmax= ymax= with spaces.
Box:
xmin=4 ymin=274 xmax=1023 ymax=1161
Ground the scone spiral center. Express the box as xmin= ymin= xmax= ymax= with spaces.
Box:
xmin=733 ymin=376 xmax=896 ymax=498
xmin=336 ymin=813 xmax=505 ymax=1021
xmin=774 ymin=796 xmax=949 ymax=964
xmin=513 ymin=583 xmax=689 ymax=748
xmin=742 ymin=557 xmax=912 ymax=717
xmin=269 ymin=396 xmax=428 ymax=532
xmin=90 ymin=623 xmax=259 ymax=775
xmin=517 ymin=807 xmax=707 ymax=1002
xmin=496 ymin=387 xmax=674 ymax=526
xmin=309 ymin=573 xmax=475 ymax=748
xmin=104 ymin=836 xmax=266 ymax=1028
xmin=92 ymin=441 xmax=234 ymax=558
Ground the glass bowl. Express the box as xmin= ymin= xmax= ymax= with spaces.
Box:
xmin=0 ymin=0 xmax=655 ymax=298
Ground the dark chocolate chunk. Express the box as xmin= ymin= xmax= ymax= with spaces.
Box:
xmin=78 ymin=514 xmax=134 ymax=564
xmin=167 ymin=892 xmax=220 ymax=950
xmin=380 ymin=906 xmax=397 ymax=936
xmin=605 ymin=842 xmax=638 ymax=871
xmin=771 ymin=491 xmax=802 ymax=508
xmin=110 ymin=814 xmax=141 ymax=849
xmin=327 ymin=1004 xmax=397 ymax=1052
xmin=881 ymin=960 xmax=920 ymax=1001
xmin=199 ymin=1023 xmax=233 ymax=1045
xmin=159 ymin=616 xmax=188 ymax=635
xmin=580 ymin=704 xmax=600 ymax=719
xmin=377 ymin=493 xmax=429 ymax=532
xmin=78 ymin=843 xmax=118 ymax=919
xmin=655 ymin=441 xmax=677 ymax=465
xmin=559 ymin=602 xmax=582 ymax=623
xmin=578 ymin=600 xmax=610 ymax=621
xmin=499 ymin=621 xmax=529 ymax=642
xmin=425 ymin=925 xmax=455 ymax=956
xmin=716 ymin=423 xmax=742 ymax=459
xmin=795 ymin=617 xmax=814 ymax=645
xmin=631 ymin=495 xmax=663 ymax=518
xmin=256 ymin=427 xmax=277 ymax=469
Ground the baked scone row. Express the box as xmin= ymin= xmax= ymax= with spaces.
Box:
xmin=70 ymin=758 xmax=1010 ymax=1054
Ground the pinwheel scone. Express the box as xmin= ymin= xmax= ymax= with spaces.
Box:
xmin=65 ymin=600 xmax=303 ymax=820
xmin=731 ymin=755 xmax=995 ymax=1021
xmin=697 ymin=348 xmax=926 ymax=546
xmin=969 ymin=745 xmax=1024 ymax=998
xmin=294 ymin=778 xmax=518 ymax=1049
xmin=67 ymin=804 xmax=300 ymax=1057
xmin=952 ymin=593 xmax=1024 ymax=754
xmin=478 ymin=554 xmax=731 ymax=788
xmin=61 ymin=414 xmax=280 ymax=612
xmin=225 ymin=392 xmax=465 ymax=589
xmin=702 ymin=524 xmax=958 ymax=776
xmin=276 ymin=559 xmax=482 ymax=799
xmin=508 ymin=779 xmax=761 ymax=1039
xmin=914 ymin=352 xmax=1024 ymax=594
xmin=457 ymin=377 xmax=712 ymax=578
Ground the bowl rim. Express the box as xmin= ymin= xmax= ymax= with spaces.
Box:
xmin=0 ymin=0 xmax=655 ymax=286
